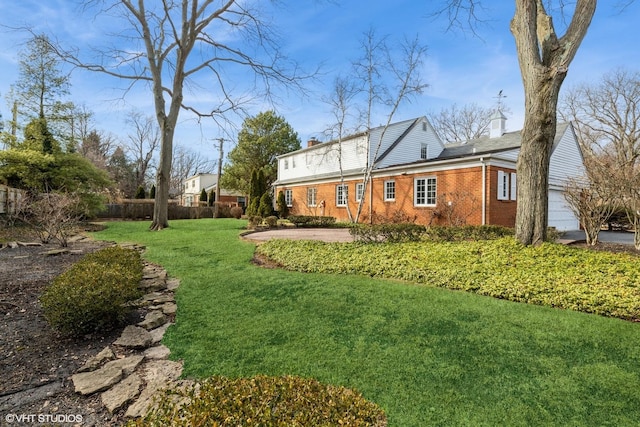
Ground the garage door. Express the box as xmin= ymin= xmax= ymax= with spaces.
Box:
xmin=548 ymin=189 xmax=579 ymax=231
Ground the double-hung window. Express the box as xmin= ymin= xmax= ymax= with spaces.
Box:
xmin=384 ymin=180 xmax=396 ymax=201
xmin=497 ymin=171 xmax=509 ymax=200
xmin=307 ymin=188 xmax=317 ymax=207
xmin=420 ymin=143 xmax=428 ymax=160
xmin=336 ymin=184 xmax=348 ymax=206
xmin=414 ymin=177 xmax=436 ymax=206
xmin=284 ymin=189 xmax=293 ymax=207
xmin=355 ymin=183 xmax=364 ymax=202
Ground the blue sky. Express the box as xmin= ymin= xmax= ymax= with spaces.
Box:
xmin=0 ymin=1 xmax=638 ymax=165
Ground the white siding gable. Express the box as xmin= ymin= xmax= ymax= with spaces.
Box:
xmin=375 ymin=118 xmax=445 ymax=169
xmin=549 ymin=124 xmax=585 ymax=189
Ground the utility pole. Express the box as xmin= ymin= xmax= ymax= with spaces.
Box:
xmin=214 ymin=138 xmax=226 ymax=218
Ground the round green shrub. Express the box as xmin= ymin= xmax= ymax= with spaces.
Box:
xmin=40 ymin=246 xmax=143 ymax=336
xmin=126 ymin=375 xmax=387 ymax=427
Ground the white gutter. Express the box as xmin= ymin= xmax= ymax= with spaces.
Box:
xmin=480 ymin=157 xmax=486 ymax=225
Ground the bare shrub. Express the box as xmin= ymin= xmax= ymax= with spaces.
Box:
xmin=18 ymin=192 xmax=82 ymax=247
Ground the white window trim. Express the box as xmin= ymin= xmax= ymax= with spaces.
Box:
xmin=497 ymin=170 xmax=509 ymax=200
xmin=384 ymin=180 xmax=396 ymax=201
xmin=307 ymin=188 xmax=317 ymax=207
xmin=355 ymin=183 xmax=364 ymax=202
xmin=420 ymin=143 xmax=428 ymax=160
xmin=414 ymin=177 xmax=437 ymax=207
xmin=336 ymin=184 xmax=348 ymax=207
xmin=285 ymin=189 xmax=293 ymax=207
xmin=510 ymin=172 xmax=517 ymax=201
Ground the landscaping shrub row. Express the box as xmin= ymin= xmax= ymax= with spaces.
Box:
xmin=288 ymin=215 xmax=336 ymax=227
xmin=256 ymin=237 xmax=640 ymax=321
xmin=423 ymin=225 xmax=514 ymax=241
xmin=126 ymin=375 xmax=387 ymax=426
xmin=40 ymin=246 xmax=144 ymax=336
xmin=349 ymin=223 xmax=427 ymax=243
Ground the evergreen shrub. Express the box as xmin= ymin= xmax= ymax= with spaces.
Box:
xmin=288 ymin=215 xmax=336 ymax=227
xmin=423 ymin=225 xmax=513 ymax=241
xmin=349 ymin=223 xmax=426 ymax=243
xmin=265 ymin=215 xmax=278 ymax=228
xmin=40 ymin=246 xmax=143 ymax=336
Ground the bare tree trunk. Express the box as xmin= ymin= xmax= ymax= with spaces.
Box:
xmin=510 ymin=0 xmax=595 ymax=245
xmin=514 ymin=75 xmax=559 ymax=245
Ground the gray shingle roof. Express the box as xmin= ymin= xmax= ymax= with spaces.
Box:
xmin=437 ymin=122 xmax=570 ymax=160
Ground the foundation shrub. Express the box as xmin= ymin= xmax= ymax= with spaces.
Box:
xmin=349 ymin=223 xmax=426 ymax=243
xmin=40 ymin=246 xmax=143 ymax=336
xmin=265 ymin=215 xmax=278 ymax=228
xmin=126 ymin=375 xmax=387 ymax=427
xmin=424 ymin=225 xmax=513 ymax=241
xmin=288 ymin=215 xmax=336 ymax=227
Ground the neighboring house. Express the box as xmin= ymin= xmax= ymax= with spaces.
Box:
xmin=182 ymin=173 xmax=246 ymax=208
xmin=274 ymin=113 xmax=585 ymax=231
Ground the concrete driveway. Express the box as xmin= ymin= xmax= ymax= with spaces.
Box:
xmin=561 ymin=230 xmax=635 ymax=245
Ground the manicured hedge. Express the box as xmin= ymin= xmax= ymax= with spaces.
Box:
xmin=126 ymin=375 xmax=387 ymax=426
xmin=288 ymin=215 xmax=336 ymax=227
xmin=349 ymin=223 xmax=426 ymax=243
xmin=40 ymin=246 xmax=143 ymax=336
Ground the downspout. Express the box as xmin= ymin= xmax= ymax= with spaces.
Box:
xmin=480 ymin=157 xmax=486 ymax=225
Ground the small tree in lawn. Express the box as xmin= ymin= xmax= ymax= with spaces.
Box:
xmin=134 ymin=186 xmax=146 ymax=199
xmin=149 ymin=185 xmax=156 ymax=199
xmin=199 ymin=188 xmax=208 ymax=205
xmin=208 ymin=189 xmax=215 ymax=207
xmin=258 ymin=192 xmax=274 ymax=218
xmin=277 ymin=190 xmax=289 ymax=218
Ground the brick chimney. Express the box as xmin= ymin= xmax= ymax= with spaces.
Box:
xmin=307 ymin=137 xmax=321 ymax=148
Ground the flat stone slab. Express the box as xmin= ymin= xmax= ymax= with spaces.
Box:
xmin=161 ymin=302 xmax=177 ymax=315
xmin=139 ymin=278 xmax=167 ymax=292
xmin=138 ymin=310 xmax=167 ymax=330
xmin=166 ymin=278 xmax=180 ymax=291
xmin=150 ymin=322 xmax=173 ymax=344
xmin=101 ymin=373 xmax=142 ymax=413
xmin=114 ymin=326 xmax=153 ymax=349
xmin=78 ymin=346 xmax=115 ymax=373
xmin=72 ymin=366 xmax=123 ymax=396
xmin=124 ymin=360 xmax=183 ymax=418
xmin=144 ymin=345 xmax=171 ymax=360
xmin=103 ymin=355 xmax=144 ymax=376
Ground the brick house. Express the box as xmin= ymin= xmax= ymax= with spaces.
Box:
xmin=273 ymin=113 xmax=585 ymax=231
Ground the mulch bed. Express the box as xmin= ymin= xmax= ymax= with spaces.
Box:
xmin=0 ymin=226 xmax=137 ymax=426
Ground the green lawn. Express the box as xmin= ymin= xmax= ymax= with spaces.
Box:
xmin=93 ymin=219 xmax=640 ymax=426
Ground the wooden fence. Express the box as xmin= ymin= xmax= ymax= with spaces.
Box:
xmin=0 ymin=185 xmax=25 ymax=215
xmin=96 ymin=200 xmax=236 ymax=220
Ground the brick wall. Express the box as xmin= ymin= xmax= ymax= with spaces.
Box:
xmin=278 ymin=164 xmax=518 ymax=227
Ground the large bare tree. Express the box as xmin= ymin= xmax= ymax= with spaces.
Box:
xmin=435 ymin=1 xmax=596 ymax=245
xmin=47 ymin=0 xmax=310 ymax=230
xmin=428 ymin=102 xmax=498 ymax=144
